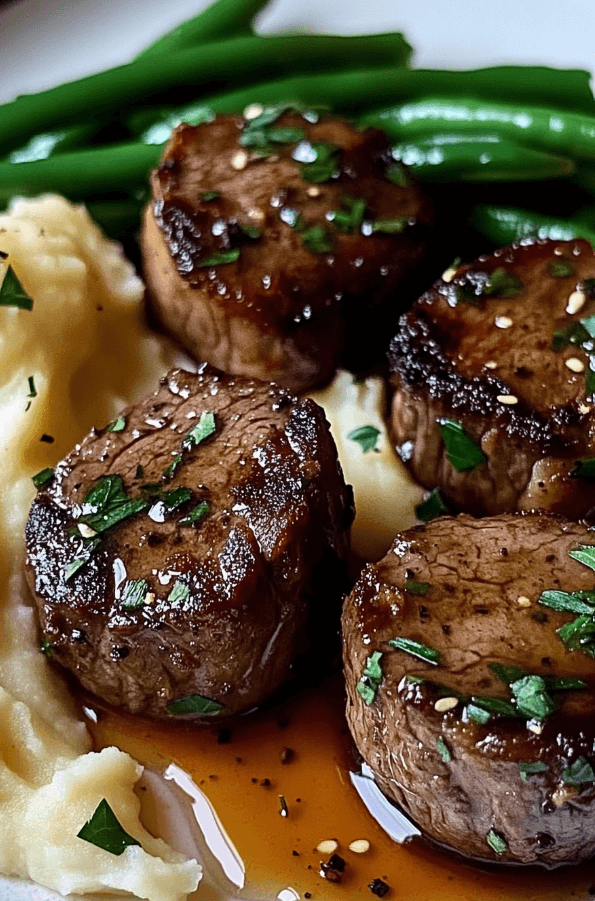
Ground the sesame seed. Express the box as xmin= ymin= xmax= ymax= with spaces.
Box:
xmin=566 ymin=289 xmax=586 ymax=315
xmin=497 ymin=394 xmax=518 ymax=405
xmin=77 ymin=523 xmax=97 ymax=538
xmin=348 ymin=839 xmax=370 ymax=854
xmin=527 ymin=721 xmax=543 ymax=735
xmin=243 ymin=103 xmax=263 ymax=120
xmin=517 ymin=596 xmax=531 ymax=607
xmin=231 ymin=150 xmax=248 ymax=171
xmin=485 ymin=360 xmax=498 ymax=369
xmin=307 ymin=186 xmax=322 ymax=198
xmin=495 ymin=315 xmax=513 ymax=329
xmin=441 ymin=267 xmax=458 ymax=283
xmin=579 ymin=403 xmax=591 ymax=415
xmin=434 ymin=697 xmax=458 ymax=713
xmin=145 ymin=592 xmax=156 ymax=605
xmin=317 ymin=840 xmax=338 ymax=855
xmin=554 ymin=247 xmax=564 ymax=255
xmin=247 ymin=208 xmax=265 ymax=222
xmin=267 ymin=154 xmax=280 ymax=163
xmin=565 ymin=357 xmax=585 ymax=373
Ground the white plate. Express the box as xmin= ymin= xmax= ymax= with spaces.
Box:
xmin=1 ymin=1 xmax=593 ymax=898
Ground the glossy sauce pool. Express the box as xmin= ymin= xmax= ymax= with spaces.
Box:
xmin=89 ymin=673 xmax=595 ymax=901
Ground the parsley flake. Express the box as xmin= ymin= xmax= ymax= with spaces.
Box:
xmin=415 ymin=488 xmax=450 ymax=523
xmin=120 ymin=579 xmax=148 ymax=610
xmin=179 ymin=500 xmax=210 ymax=525
xmin=561 ymin=756 xmax=595 ymax=785
xmin=487 ymin=829 xmax=507 ymax=855
xmin=330 ymin=195 xmax=366 ymax=233
xmin=183 ymin=411 xmax=216 ymax=450
xmin=196 ymin=249 xmax=240 ymax=268
xmin=371 ymin=216 xmax=407 ymax=235
xmin=0 ymin=265 xmax=34 ymax=311
xmin=32 ymin=467 xmax=54 ymax=489
xmin=548 ymin=260 xmax=575 ymax=278
xmin=389 ymin=636 xmax=441 ymax=665
xmin=166 ymin=693 xmax=223 ymax=716
xmin=439 ymin=419 xmax=487 ymax=472
xmin=106 ymin=415 xmax=126 ymax=433
xmin=569 ymin=544 xmax=595 ymax=571
xmin=347 ymin=424 xmax=380 ymax=454
xmin=483 ymin=267 xmax=523 ymax=297
xmin=571 ymin=457 xmax=595 ymax=481
xmin=519 ymin=760 xmax=547 ymax=781
xmin=357 ymin=651 xmax=383 ymax=705
xmin=168 ymin=580 xmax=190 ymax=604
xmin=404 ymin=579 xmax=432 ymax=596
xmin=294 ymin=141 xmax=339 ymax=183
xmin=436 ymin=736 xmax=451 ymax=762
xmin=77 ymin=799 xmax=141 ymax=856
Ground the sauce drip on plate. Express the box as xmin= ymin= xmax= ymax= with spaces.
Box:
xmin=89 ymin=674 xmax=595 ymax=901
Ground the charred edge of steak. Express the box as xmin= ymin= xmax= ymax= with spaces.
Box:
xmin=388 ymin=311 xmax=581 ymax=455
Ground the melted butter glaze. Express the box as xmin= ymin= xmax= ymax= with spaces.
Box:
xmin=89 ymin=673 xmax=595 ymax=900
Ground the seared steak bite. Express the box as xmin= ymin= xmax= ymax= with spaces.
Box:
xmin=388 ymin=238 xmax=595 ymax=518
xmin=141 ymin=108 xmax=432 ymax=392
xmin=25 ymin=365 xmax=352 ymax=721
xmin=342 ymin=513 xmax=595 ymax=867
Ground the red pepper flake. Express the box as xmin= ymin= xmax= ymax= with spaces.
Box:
xmin=369 ymin=878 xmax=390 ymax=897
xmin=260 ymin=778 xmax=271 ymax=787
xmin=319 ymin=853 xmax=346 ymax=883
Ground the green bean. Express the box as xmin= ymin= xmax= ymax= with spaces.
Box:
xmin=85 ymin=199 xmax=145 ymax=239
xmin=361 ymin=97 xmax=595 ymax=163
xmin=0 ymin=33 xmax=411 ymax=155
xmin=6 ymin=123 xmax=101 ymax=163
xmin=0 ymin=142 xmax=161 ymax=205
xmin=137 ymin=0 xmax=272 ymax=57
xmin=392 ymin=134 xmax=575 ymax=182
xmin=469 ymin=203 xmax=595 ymax=246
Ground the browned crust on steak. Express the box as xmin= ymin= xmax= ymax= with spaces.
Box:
xmin=25 ymin=365 xmax=353 ymax=721
xmin=388 ymin=239 xmax=595 ymax=517
xmin=342 ymin=513 xmax=595 ymax=866
xmin=142 ymin=112 xmax=432 ymax=392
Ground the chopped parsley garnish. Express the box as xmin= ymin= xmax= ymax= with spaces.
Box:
xmin=163 ymin=454 xmax=182 ymax=479
xmin=467 ymin=695 xmax=518 ymax=719
xmin=64 ymin=555 xmax=92 ymax=582
xmin=347 ymin=424 xmax=380 ymax=454
xmin=32 ymin=467 xmax=54 ymax=489
xmin=161 ymin=486 xmax=193 ymax=510
xmin=200 ymin=191 xmax=220 ymax=201
xmin=39 ymin=638 xmax=54 ymax=657
xmin=557 ymin=615 xmax=595 ymax=658
xmin=371 ymin=216 xmax=407 ymax=235
xmin=439 ymin=419 xmax=487 ymax=472
xmin=404 ymin=579 xmax=432 ymax=596
xmin=168 ymin=580 xmax=190 ymax=604
xmin=509 ymin=675 xmax=556 ymax=721
xmin=240 ymin=104 xmax=307 ymax=154
xmin=294 ymin=141 xmax=339 ymax=183
xmin=106 ymin=415 xmax=126 ymax=433
xmin=483 ymin=266 xmax=523 ymax=297
xmin=300 ymin=225 xmax=333 ymax=254
xmin=183 ymin=411 xmax=216 ymax=450
xmin=519 ymin=761 xmax=547 ymax=781
xmin=487 ymin=829 xmax=507 ymax=855
xmin=465 ymin=702 xmax=492 ymax=724
xmin=0 ymin=264 xmax=34 ymax=311
xmin=166 ymin=693 xmax=223 ymax=716
xmin=179 ymin=501 xmax=210 ymax=526
xmin=569 ymin=544 xmax=595 ymax=571
xmin=77 ymin=799 xmax=141 ymax=856
xmin=548 ymin=260 xmax=575 ymax=278
xmin=436 ymin=736 xmax=451 ymax=762
xmin=386 ymin=163 xmax=409 ymax=187
xmin=25 ymin=375 xmax=37 ymax=410
xmin=120 ymin=579 xmax=148 ymax=610
xmin=415 ymin=488 xmax=449 ymax=523
xmin=239 ymin=224 xmax=262 ymax=240
xmin=584 ymin=278 xmax=595 ymax=296
xmin=195 ymin=249 xmax=240 ymax=268
xmin=455 ymin=280 xmax=482 ymax=306
xmin=389 ymin=637 xmax=441 ymax=666
xmin=357 ymin=651 xmax=383 ymax=705
xmin=77 ymin=474 xmax=149 ymax=535
xmin=571 ymin=457 xmax=595 ymax=481
xmin=561 ymin=757 xmax=595 ymax=785
xmin=539 ymin=588 xmax=595 ymax=615
xmin=552 ymin=313 xmax=595 ymax=352
xmin=135 ymin=464 xmax=144 ymax=480
xmin=330 ymin=195 xmax=366 ymax=233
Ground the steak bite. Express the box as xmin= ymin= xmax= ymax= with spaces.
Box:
xmin=388 ymin=238 xmax=595 ymax=518
xmin=25 ymin=365 xmax=353 ymax=721
xmin=342 ymin=513 xmax=595 ymax=867
xmin=141 ymin=108 xmax=432 ymax=392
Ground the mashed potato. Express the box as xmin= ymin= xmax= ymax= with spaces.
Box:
xmin=0 ymin=195 xmax=200 ymax=901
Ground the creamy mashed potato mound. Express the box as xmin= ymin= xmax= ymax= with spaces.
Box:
xmin=0 ymin=195 xmax=200 ymax=901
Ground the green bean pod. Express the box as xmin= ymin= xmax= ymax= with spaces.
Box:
xmin=0 ymin=33 xmax=411 ymax=155
xmin=0 ymin=142 xmax=161 ymax=205
xmin=126 ymin=64 xmax=595 ymax=143
xmin=362 ymin=97 xmax=595 ymax=163
xmin=137 ymin=0 xmax=272 ymax=57
xmin=469 ymin=203 xmax=595 ymax=246
xmin=392 ymin=134 xmax=575 ymax=182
